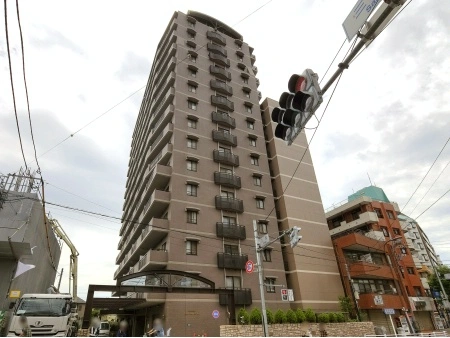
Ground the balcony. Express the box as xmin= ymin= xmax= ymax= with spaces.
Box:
xmin=210 ymin=65 xmax=231 ymax=81
xmin=219 ymin=289 xmax=252 ymax=306
xmin=136 ymin=249 xmax=168 ymax=272
xmin=140 ymin=190 xmax=171 ymax=224
xmin=348 ymin=261 xmax=394 ymax=279
xmin=334 ymin=232 xmax=385 ymax=253
xmin=210 ymin=80 xmax=233 ymax=96
xmin=329 ymin=211 xmax=379 ymax=236
xmin=420 ymin=277 xmax=430 ymax=290
xmin=213 ymin=150 xmax=239 ymax=167
xmin=252 ymin=66 xmax=258 ymax=75
xmin=215 ymin=196 xmax=244 ymax=213
xmin=250 ymin=54 xmax=256 ymax=65
xmin=216 ymin=222 xmax=246 ymax=240
xmin=406 ymin=238 xmax=419 ymax=251
xmin=211 ymin=95 xmax=234 ymax=112
xmin=409 ymin=297 xmax=436 ymax=311
xmin=357 ymin=293 xmax=403 ymax=310
xmin=209 ymin=52 xmax=230 ymax=67
xmin=211 ymin=111 xmax=236 ymax=129
xmin=134 ymin=218 xmax=169 ymax=255
xmin=212 ymin=130 xmax=237 ymax=147
xmin=214 ymin=172 xmax=241 ymax=189
xmin=206 ymin=31 xmax=226 ymax=46
xmin=217 ymin=252 xmax=248 ymax=269
xmin=207 ymin=43 xmax=227 ymax=57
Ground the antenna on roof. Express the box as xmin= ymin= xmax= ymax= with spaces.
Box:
xmin=367 ymin=172 xmax=373 ymax=186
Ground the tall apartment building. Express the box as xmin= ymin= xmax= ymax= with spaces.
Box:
xmin=326 ymin=186 xmax=437 ymax=333
xmin=116 ymin=11 xmax=289 ymax=337
xmin=0 ymin=173 xmax=61 ymax=313
xmin=260 ymin=98 xmax=344 ymax=311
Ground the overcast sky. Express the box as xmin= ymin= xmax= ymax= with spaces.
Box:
xmin=1 ymin=0 xmax=449 ymax=300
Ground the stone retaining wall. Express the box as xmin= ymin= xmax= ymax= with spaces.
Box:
xmin=220 ymin=322 xmax=375 ymax=337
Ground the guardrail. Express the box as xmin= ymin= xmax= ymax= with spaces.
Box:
xmin=365 ymin=332 xmax=447 ymax=337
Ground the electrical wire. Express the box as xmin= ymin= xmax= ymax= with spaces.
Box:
xmin=3 ymin=0 xmax=28 ymax=171
xmin=402 ymin=136 xmax=450 ymax=212
xmin=414 ymin=186 xmax=450 ymax=221
xmin=320 ymin=39 xmax=346 ymax=85
xmin=409 ymin=158 xmax=450 ymax=216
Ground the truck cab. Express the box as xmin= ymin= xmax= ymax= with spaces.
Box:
xmin=8 ymin=294 xmax=76 ymax=337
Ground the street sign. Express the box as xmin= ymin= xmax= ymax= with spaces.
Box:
xmin=342 ymin=0 xmax=381 ymax=41
xmin=9 ymin=290 xmax=20 ymax=298
xmin=281 ymin=289 xmax=288 ymax=301
xmin=288 ymin=289 xmax=294 ymax=302
xmin=212 ymin=310 xmax=220 ymax=319
xmin=383 ymin=308 xmax=395 ymax=315
xmin=245 ymin=260 xmax=255 ymax=273
xmin=374 ymin=295 xmax=383 ymax=305
xmin=259 ymin=234 xmax=270 ymax=248
xmin=444 ymin=273 xmax=450 ymax=280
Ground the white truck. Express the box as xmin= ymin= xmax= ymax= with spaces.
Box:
xmin=7 ymin=293 xmax=78 ymax=337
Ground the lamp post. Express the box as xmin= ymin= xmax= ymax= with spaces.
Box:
xmin=384 ymin=236 xmax=415 ymax=334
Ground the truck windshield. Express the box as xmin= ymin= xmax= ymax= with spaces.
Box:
xmin=16 ymin=298 xmax=71 ymax=317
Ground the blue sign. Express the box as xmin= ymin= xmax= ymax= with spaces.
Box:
xmin=383 ymin=308 xmax=395 ymax=315
xmin=212 ymin=310 xmax=220 ymax=319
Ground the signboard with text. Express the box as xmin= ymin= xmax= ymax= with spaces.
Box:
xmin=342 ymin=0 xmax=381 ymax=41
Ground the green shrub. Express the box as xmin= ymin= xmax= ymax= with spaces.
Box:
xmin=238 ymin=308 xmax=250 ymax=325
xmin=250 ymin=308 xmax=262 ymax=324
xmin=317 ymin=313 xmax=330 ymax=323
xmin=304 ymin=308 xmax=316 ymax=323
xmin=336 ymin=312 xmax=345 ymax=322
xmin=266 ymin=309 xmax=275 ymax=325
xmin=286 ymin=309 xmax=297 ymax=323
xmin=274 ymin=309 xmax=288 ymax=324
xmin=328 ymin=312 xmax=337 ymax=323
xmin=295 ymin=309 xmax=306 ymax=323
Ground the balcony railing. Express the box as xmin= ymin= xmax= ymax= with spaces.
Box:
xmin=219 ymin=288 xmax=252 ymax=306
xmin=212 ymin=130 xmax=237 ymax=146
xmin=209 ymin=52 xmax=230 ymax=67
xmin=211 ymin=95 xmax=234 ymax=112
xmin=214 ymin=172 xmax=241 ymax=189
xmin=207 ymin=31 xmax=226 ymax=46
xmin=213 ymin=150 xmax=239 ymax=167
xmin=217 ymin=252 xmax=248 ymax=269
xmin=215 ymin=196 xmax=244 ymax=213
xmin=210 ymin=80 xmax=233 ymax=96
xmin=211 ymin=111 xmax=236 ymax=129
xmin=216 ymin=222 xmax=246 ymax=240
xmin=210 ymin=65 xmax=231 ymax=81
xmin=207 ymin=42 xmax=227 ymax=57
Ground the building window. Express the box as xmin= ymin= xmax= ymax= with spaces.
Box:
xmin=407 ymin=267 xmax=415 ymax=275
xmin=387 ymin=210 xmax=395 ymax=220
xmin=188 ymin=100 xmax=197 ymax=110
xmin=415 ymin=232 xmax=420 ymax=239
xmin=187 ymin=160 xmax=197 ymax=171
xmin=247 ymin=121 xmax=255 ymax=129
xmin=258 ymin=221 xmax=268 ymax=234
xmin=351 ymin=208 xmax=360 ymax=221
xmin=251 ymin=156 xmax=259 ymax=166
xmin=256 ymin=198 xmax=265 ymax=209
xmin=245 ymin=91 xmax=250 ymax=98
xmin=224 ymin=244 xmax=239 ymax=255
xmin=242 ymin=77 xmax=249 ymax=84
xmin=265 ymin=278 xmax=276 ymax=293
xmin=262 ymin=249 xmax=272 ymax=262
xmin=253 ymin=176 xmax=262 ymax=186
xmin=380 ymin=227 xmax=389 ymax=237
xmin=374 ymin=208 xmax=383 ymax=218
xmin=187 ymin=210 xmax=198 ymax=224
xmin=187 ymin=138 xmax=197 ymax=149
xmin=223 ymin=216 xmax=237 ymax=225
xmin=393 ymin=228 xmax=400 ymax=235
xmin=186 ymin=240 xmax=197 ymax=255
xmin=245 ymin=106 xmax=252 ymax=113
xmin=221 ymin=190 xmax=235 ymax=199
xmin=188 ymin=118 xmax=197 ymax=129
xmin=225 ymin=276 xmax=241 ymax=289
xmin=188 ymin=21 xmax=195 ymax=28
xmin=401 ymin=247 xmax=407 ymax=254
xmin=189 ymin=69 xmax=197 ymax=78
xmin=188 ymin=84 xmax=197 ymax=93
xmin=188 ymin=31 xmax=195 ymax=39
xmin=414 ymin=287 xmax=422 ymax=297
xmin=187 ymin=184 xmax=198 ymax=197
xmin=249 ymin=138 xmax=256 ymax=147
xmin=353 ymin=279 xmax=395 ymax=294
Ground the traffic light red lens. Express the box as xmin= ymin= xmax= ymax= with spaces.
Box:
xmin=295 ymin=77 xmax=306 ymax=92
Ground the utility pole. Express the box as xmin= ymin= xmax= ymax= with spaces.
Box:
xmin=57 ymin=268 xmax=64 ymax=291
xmin=253 ymin=220 xmax=302 ymax=337
xmin=344 ymin=263 xmax=361 ymax=322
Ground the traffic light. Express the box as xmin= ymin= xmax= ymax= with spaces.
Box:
xmin=272 ymin=69 xmax=323 ymax=145
xmin=289 ymin=226 xmax=302 ymax=248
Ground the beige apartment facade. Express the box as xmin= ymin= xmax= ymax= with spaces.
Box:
xmin=260 ymin=98 xmax=344 ymax=311
xmin=116 ymin=11 xmax=289 ymax=337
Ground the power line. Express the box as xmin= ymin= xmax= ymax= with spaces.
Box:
xmin=414 ymin=186 xmax=450 ymax=221
xmin=3 ymin=0 xmax=28 ymax=171
xmin=30 ymin=2 xmax=274 ymax=163
xmin=320 ymin=39 xmax=347 ymax=85
xmin=410 ymin=158 xmax=450 ymax=216
xmin=402 ymin=136 xmax=450 ymax=212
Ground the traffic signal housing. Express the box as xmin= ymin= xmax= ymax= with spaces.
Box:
xmin=289 ymin=226 xmax=302 ymax=248
xmin=271 ymin=69 xmax=323 ymax=145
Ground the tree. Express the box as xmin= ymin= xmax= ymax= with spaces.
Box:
xmin=286 ymin=309 xmax=297 ymax=323
xmin=429 ymin=265 xmax=450 ymax=301
xmin=338 ymin=296 xmax=355 ymax=319
xmin=274 ymin=309 xmax=288 ymax=324
xmin=238 ymin=308 xmax=250 ymax=325
xmin=91 ymin=308 xmax=100 ymax=318
xmin=304 ymin=308 xmax=316 ymax=323
xmin=250 ymin=308 xmax=262 ymax=324
xmin=295 ymin=309 xmax=306 ymax=323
